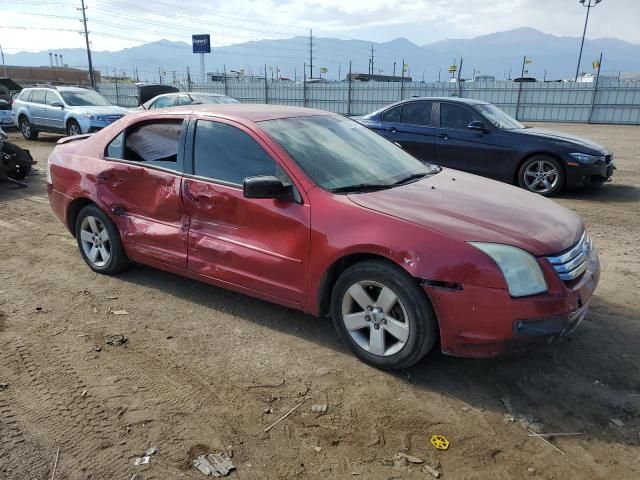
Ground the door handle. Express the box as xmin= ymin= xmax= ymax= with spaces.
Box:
xmin=386 ymin=127 xmax=397 ymax=132
xmin=437 ymin=133 xmax=449 ymax=140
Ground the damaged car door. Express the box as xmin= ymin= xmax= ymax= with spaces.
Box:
xmin=100 ymin=118 xmax=187 ymax=267
xmin=182 ymin=118 xmax=310 ymax=303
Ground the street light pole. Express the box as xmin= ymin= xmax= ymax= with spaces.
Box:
xmin=575 ymin=0 xmax=603 ymax=82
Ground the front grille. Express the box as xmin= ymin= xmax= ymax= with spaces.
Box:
xmin=546 ymin=231 xmax=591 ymax=281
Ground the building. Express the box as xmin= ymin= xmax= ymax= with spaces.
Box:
xmin=0 ymin=65 xmax=100 ymax=87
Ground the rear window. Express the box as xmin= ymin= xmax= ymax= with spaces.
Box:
xmin=19 ymin=90 xmax=32 ymax=102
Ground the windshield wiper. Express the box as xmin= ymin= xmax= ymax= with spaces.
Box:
xmin=392 ymin=172 xmax=429 ymax=185
xmin=330 ymin=183 xmax=394 ymax=194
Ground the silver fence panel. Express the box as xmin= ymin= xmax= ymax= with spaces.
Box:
xmin=97 ymin=80 xmax=640 ymax=124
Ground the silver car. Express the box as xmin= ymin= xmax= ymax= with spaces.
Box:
xmin=134 ymin=92 xmax=240 ymax=111
xmin=12 ymin=87 xmax=127 ymax=140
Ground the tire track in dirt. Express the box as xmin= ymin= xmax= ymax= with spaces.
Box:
xmin=10 ymin=340 xmax=129 ymax=479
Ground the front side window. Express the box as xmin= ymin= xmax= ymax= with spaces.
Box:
xmin=175 ymin=95 xmax=193 ymax=106
xmin=193 ymin=121 xmax=277 ymax=185
xmin=60 ymin=90 xmax=112 ymax=107
xmin=19 ymin=90 xmax=33 ymax=102
xmin=260 ymin=115 xmax=439 ymax=191
xmin=191 ymin=94 xmax=240 ymax=105
xmin=30 ymin=90 xmax=46 ymax=104
xmin=382 ymin=105 xmax=401 ymax=123
xmin=401 ymin=101 xmax=432 ymax=126
xmin=440 ymin=103 xmax=480 ymax=130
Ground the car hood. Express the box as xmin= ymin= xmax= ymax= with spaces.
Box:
xmin=512 ymin=127 xmax=608 ymax=153
xmin=72 ymin=106 xmax=128 ymax=116
xmin=347 ymin=169 xmax=583 ymax=256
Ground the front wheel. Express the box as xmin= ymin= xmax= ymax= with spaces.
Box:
xmin=331 ymin=260 xmax=438 ymax=370
xmin=67 ymin=119 xmax=82 ymax=136
xmin=518 ymin=155 xmax=565 ymax=196
xmin=75 ymin=204 xmax=130 ymax=274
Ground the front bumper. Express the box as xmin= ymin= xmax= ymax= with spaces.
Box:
xmin=78 ymin=116 xmax=124 ymax=134
xmin=425 ymin=247 xmax=600 ymax=358
xmin=566 ymin=156 xmax=614 ymax=188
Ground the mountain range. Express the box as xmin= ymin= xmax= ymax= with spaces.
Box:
xmin=5 ymin=27 xmax=640 ymax=82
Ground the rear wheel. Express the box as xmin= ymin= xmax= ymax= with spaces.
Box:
xmin=518 ymin=155 xmax=565 ymax=196
xmin=19 ymin=117 xmax=38 ymax=140
xmin=67 ymin=119 xmax=81 ymax=136
xmin=331 ymin=260 xmax=437 ymax=370
xmin=75 ymin=205 xmax=130 ymax=274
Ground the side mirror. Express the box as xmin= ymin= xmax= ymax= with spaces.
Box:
xmin=49 ymin=101 xmax=64 ymax=108
xmin=243 ymin=175 xmax=293 ymax=200
xmin=468 ymin=120 xmax=487 ymax=132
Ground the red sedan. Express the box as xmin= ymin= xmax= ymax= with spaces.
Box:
xmin=47 ymin=105 xmax=600 ymax=369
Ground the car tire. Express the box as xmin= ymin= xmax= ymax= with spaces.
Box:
xmin=518 ymin=155 xmax=565 ymax=196
xmin=75 ymin=204 xmax=130 ymax=274
xmin=3 ymin=142 xmax=32 ymax=180
xmin=19 ymin=117 xmax=38 ymax=141
xmin=330 ymin=259 xmax=438 ymax=370
xmin=67 ymin=119 xmax=82 ymax=136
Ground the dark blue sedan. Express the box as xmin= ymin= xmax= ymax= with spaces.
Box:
xmin=356 ymin=97 xmax=614 ymax=196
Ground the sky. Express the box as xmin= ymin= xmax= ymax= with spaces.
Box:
xmin=2 ymin=0 xmax=639 ymax=55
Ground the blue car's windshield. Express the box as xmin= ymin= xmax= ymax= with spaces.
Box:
xmin=473 ymin=104 xmax=525 ymax=130
xmin=260 ymin=115 xmax=440 ymax=192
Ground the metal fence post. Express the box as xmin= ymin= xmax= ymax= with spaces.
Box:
xmin=347 ymin=61 xmax=352 ymax=116
xmin=588 ymin=52 xmax=603 ymax=124
xmin=515 ymin=55 xmax=526 ymax=120
xmin=264 ymin=64 xmax=268 ymax=104
xmin=114 ymin=75 xmax=120 ymax=106
xmin=400 ymin=58 xmax=405 ymax=100
xmin=223 ymin=65 xmax=228 ymax=96
xmin=303 ymin=63 xmax=308 ymax=108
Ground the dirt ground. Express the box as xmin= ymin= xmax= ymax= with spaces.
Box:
xmin=1 ymin=122 xmax=639 ymax=480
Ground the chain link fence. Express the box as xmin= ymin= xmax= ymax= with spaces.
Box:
xmin=97 ymin=80 xmax=640 ymax=124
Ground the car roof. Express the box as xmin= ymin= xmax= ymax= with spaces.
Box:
xmin=148 ymin=104 xmax=335 ymax=122
xmin=24 ymin=86 xmax=89 ymax=92
xmin=399 ymin=96 xmax=488 ymax=105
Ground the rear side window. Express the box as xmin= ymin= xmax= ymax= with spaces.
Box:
xmin=176 ymin=95 xmax=193 ymax=106
xmin=382 ymin=105 xmax=401 ymax=123
xmin=106 ymin=120 xmax=185 ymax=172
xmin=19 ymin=90 xmax=33 ymax=102
xmin=193 ymin=120 xmax=277 ymax=185
xmin=440 ymin=103 xmax=480 ymax=130
xmin=401 ymin=101 xmax=432 ymax=126
xmin=30 ymin=90 xmax=46 ymax=104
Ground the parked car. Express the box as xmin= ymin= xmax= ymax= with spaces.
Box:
xmin=13 ymin=86 xmax=128 ymax=140
xmin=356 ymin=97 xmax=614 ymax=196
xmin=47 ymin=105 xmax=599 ymax=369
xmin=132 ymin=92 xmax=240 ymax=112
xmin=0 ymin=100 xmax=13 ymax=128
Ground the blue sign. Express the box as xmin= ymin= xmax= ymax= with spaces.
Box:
xmin=192 ymin=34 xmax=211 ymax=54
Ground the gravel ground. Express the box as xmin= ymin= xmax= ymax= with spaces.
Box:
xmin=0 ymin=123 xmax=639 ymax=480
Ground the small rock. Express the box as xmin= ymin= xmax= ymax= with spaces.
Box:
xmin=422 ymin=464 xmax=441 ymax=478
xmin=112 ymin=310 xmax=128 ymax=315
xmin=313 ymin=446 xmax=322 ymax=453
xmin=92 ymin=307 xmax=98 ymax=314
xmin=145 ymin=447 xmax=157 ymax=456
xmin=461 ymin=406 xmax=470 ymax=412
xmin=528 ymin=467 xmax=536 ymax=473
xmin=0 ymin=383 xmax=8 ymax=391
xmin=610 ymin=418 xmax=624 ymax=428
xmin=503 ymin=413 xmax=515 ymax=423
xmin=528 ymin=422 xmax=545 ymax=434
xmin=134 ymin=456 xmax=150 ymax=465
xmin=398 ymin=452 xmax=423 ymax=464
xmin=264 ymin=407 xmax=273 ymax=414
xmin=106 ymin=335 xmax=128 ymax=346
xmin=81 ymin=390 xmax=87 ymax=397
xmin=107 ymin=296 xmax=119 ymax=300
xmin=311 ymin=404 xmax=328 ymax=414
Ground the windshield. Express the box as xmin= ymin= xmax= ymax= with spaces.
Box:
xmin=260 ymin=115 xmax=439 ymax=191
xmin=191 ymin=94 xmax=240 ymax=104
xmin=473 ymin=104 xmax=525 ymax=130
xmin=60 ymin=91 xmax=112 ymax=107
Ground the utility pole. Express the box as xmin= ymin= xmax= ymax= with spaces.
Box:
xmin=369 ymin=44 xmax=375 ymax=75
xmin=393 ymin=61 xmax=396 ymax=77
xmin=575 ymin=0 xmax=603 ymax=82
xmin=0 ymin=44 xmax=7 ymax=77
xmin=308 ymin=29 xmax=314 ymax=80
xmin=78 ymin=0 xmax=95 ymax=89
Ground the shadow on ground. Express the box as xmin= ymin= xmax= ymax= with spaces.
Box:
xmin=118 ymin=264 xmax=640 ymax=447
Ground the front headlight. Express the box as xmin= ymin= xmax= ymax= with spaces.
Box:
xmin=470 ymin=243 xmax=547 ymax=297
xmin=569 ymin=152 xmax=604 ymax=165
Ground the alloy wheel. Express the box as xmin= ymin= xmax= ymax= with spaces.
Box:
xmin=21 ymin=120 xmax=30 ymax=138
xmin=341 ymin=280 xmax=410 ymax=357
xmin=523 ymin=160 xmax=559 ymax=194
xmin=68 ymin=123 xmax=80 ymax=136
xmin=79 ymin=216 xmax=111 ymax=267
